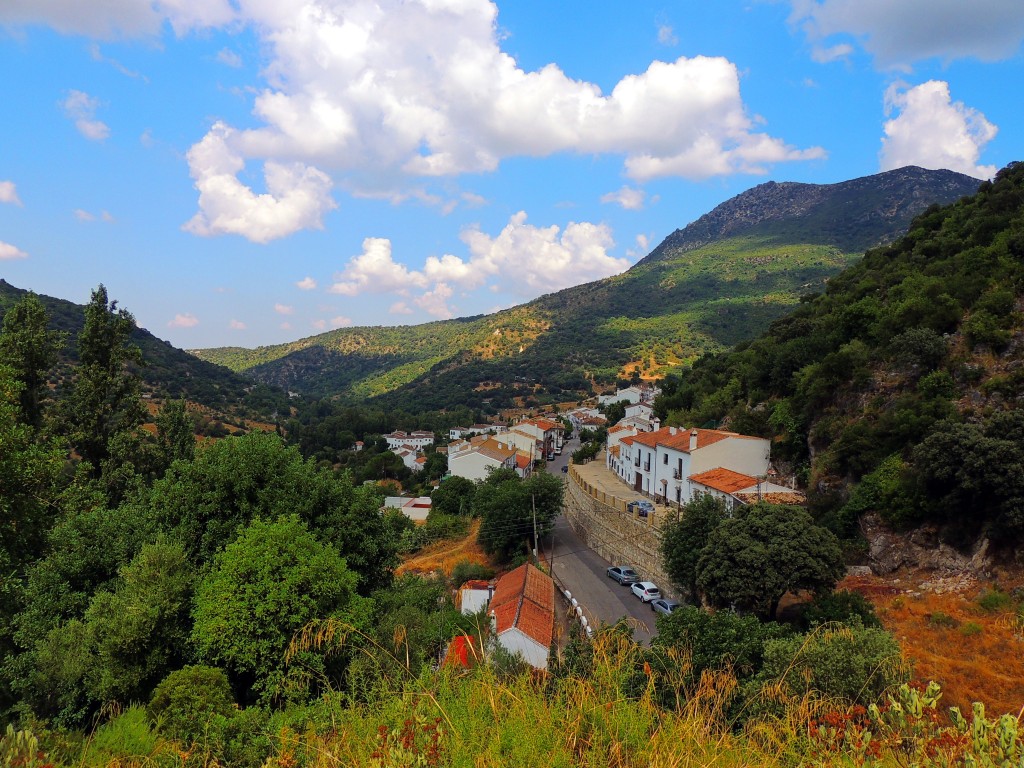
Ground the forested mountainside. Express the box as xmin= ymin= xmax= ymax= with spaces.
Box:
xmin=0 ymin=280 xmax=288 ymax=419
xmin=191 ymin=166 xmax=980 ymax=411
xmin=657 ymin=161 xmax=1024 ymax=547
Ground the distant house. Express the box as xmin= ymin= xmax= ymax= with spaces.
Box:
xmin=489 ymin=563 xmax=555 ymax=670
xmin=458 ymin=579 xmax=493 ymax=615
xmin=382 ymin=495 xmax=432 ymax=522
xmin=448 ymin=437 xmax=517 ymax=482
xmin=613 ymin=425 xmax=771 ymax=507
xmin=689 ymin=468 xmax=805 ymax=510
xmin=384 ymin=430 xmax=435 ymax=450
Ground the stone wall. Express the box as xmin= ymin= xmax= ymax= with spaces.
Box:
xmin=564 ymin=465 xmax=676 ymax=600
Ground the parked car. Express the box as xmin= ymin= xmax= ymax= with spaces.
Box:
xmin=555 ymin=447 xmax=562 ymax=455
xmin=630 ymin=581 xmax=661 ymax=602
xmin=627 ymin=499 xmax=655 ymax=518
xmin=547 ymin=452 xmax=555 ymax=461
xmin=650 ymin=598 xmax=680 ymax=615
xmin=606 ymin=566 xmax=640 ymax=585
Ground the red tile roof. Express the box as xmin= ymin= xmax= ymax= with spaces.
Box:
xmin=629 ymin=426 xmax=752 ymax=453
xmin=515 ymin=454 xmax=531 ymax=469
xmin=688 ymin=467 xmax=758 ymax=494
xmin=490 ymin=564 xmax=554 ymax=649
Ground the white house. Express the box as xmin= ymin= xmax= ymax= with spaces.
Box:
xmin=382 ymin=496 xmax=432 ymax=522
xmin=392 ymin=447 xmax=425 ymax=472
xmin=489 ymin=563 xmax=555 ymax=670
xmin=618 ymin=426 xmax=771 ymax=506
xmin=448 ymin=437 xmax=517 ymax=482
xmin=384 ymin=430 xmax=435 ymax=450
xmin=458 ymin=579 xmax=493 ymax=615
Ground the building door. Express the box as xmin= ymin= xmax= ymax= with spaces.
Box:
xmin=634 ymin=474 xmax=642 ymax=491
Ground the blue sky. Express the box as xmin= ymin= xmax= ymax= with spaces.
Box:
xmin=1 ymin=1 xmax=1021 ymax=349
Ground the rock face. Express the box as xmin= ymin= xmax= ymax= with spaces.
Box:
xmin=641 ymin=166 xmax=981 ymax=264
xmin=862 ymin=513 xmax=992 ymax=577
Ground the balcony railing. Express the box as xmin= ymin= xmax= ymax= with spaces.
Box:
xmin=673 ymin=469 xmax=682 ymax=480
xmin=643 ymin=461 xmax=651 ymax=472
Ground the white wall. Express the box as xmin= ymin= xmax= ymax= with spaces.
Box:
xmin=449 ymin=451 xmax=501 ymax=482
xmin=497 ymin=629 xmax=548 ymax=669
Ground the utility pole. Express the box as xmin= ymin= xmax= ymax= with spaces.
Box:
xmin=532 ymin=493 xmax=538 ymax=559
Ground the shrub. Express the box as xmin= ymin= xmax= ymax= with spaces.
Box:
xmin=449 ymin=560 xmax=495 ymax=588
xmin=960 ymin=621 xmax=983 ymax=637
xmin=798 ymin=590 xmax=882 ymax=630
xmin=977 ymin=588 xmax=1014 ymax=613
xmin=147 ymin=665 xmax=236 ymax=744
xmin=928 ymin=611 xmax=959 ymax=629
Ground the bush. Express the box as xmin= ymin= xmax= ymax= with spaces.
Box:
xmin=147 ymin=665 xmax=236 ymax=744
xmin=757 ymin=623 xmax=905 ymax=706
xmin=977 ymin=588 xmax=1014 ymax=613
xmin=960 ymin=621 xmax=983 ymax=637
xmin=449 ymin=560 xmax=495 ymax=588
xmin=798 ymin=590 xmax=882 ymax=630
xmin=928 ymin=611 xmax=959 ymax=629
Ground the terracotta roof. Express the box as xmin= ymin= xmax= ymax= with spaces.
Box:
xmin=629 ymin=426 xmax=756 ymax=453
xmin=477 ymin=437 xmax=516 ymax=462
xmin=515 ymin=454 xmax=531 ymax=469
xmin=689 ymin=467 xmax=759 ymax=494
xmin=530 ymin=417 xmax=562 ymax=432
xmin=734 ymin=490 xmax=807 ymax=505
xmin=608 ymin=445 xmax=620 ymax=456
xmin=490 ymin=564 xmax=554 ymax=649
xmin=461 ymin=579 xmax=491 ymax=591
xmin=620 ymin=436 xmax=635 ymax=446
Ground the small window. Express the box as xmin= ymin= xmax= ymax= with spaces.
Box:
xmin=663 ymin=454 xmax=668 ymax=464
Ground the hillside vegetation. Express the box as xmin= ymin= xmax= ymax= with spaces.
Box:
xmin=191 ymin=167 xmax=979 ymax=411
xmin=657 ymin=161 xmax=1024 ymax=546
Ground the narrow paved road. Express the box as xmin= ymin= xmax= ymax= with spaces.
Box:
xmin=542 ymin=436 xmax=656 ymax=645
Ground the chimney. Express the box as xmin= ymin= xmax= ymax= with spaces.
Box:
xmin=689 ymin=428 xmax=698 ymax=452
xmin=651 ymin=417 xmax=660 ymax=432
xmin=669 ymin=426 xmax=677 ymax=436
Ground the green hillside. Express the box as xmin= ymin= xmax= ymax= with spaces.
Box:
xmin=657 ymin=160 xmax=1024 ymax=544
xmin=190 ymin=166 xmax=980 ymax=409
xmin=0 ymin=280 xmax=288 ymax=419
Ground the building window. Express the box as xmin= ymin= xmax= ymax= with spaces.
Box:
xmin=663 ymin=453 xmax=668 ymax=464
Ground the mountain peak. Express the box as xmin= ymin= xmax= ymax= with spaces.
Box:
xmin=641 ymin=166 xmax=981 ymax=265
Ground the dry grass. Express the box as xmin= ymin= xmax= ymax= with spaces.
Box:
xmin=396 ymin=518 xmax=491 ymax=577
xmin=843 ymin=572 xmax=1024 ymax=716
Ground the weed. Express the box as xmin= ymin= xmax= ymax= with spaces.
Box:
xmin=977 ymin=588 xmax=1014 ymax=613
xmin=928 ymin=611 xmax=959 ymax=629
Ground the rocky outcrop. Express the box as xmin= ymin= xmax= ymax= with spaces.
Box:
xmin=862 ymin=513 xmax=993 ymax=577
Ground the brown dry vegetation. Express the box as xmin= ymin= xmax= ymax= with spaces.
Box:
xmin=396 ymin=518 xmax=491 ymax=577
xmin=842 ymin=572 xmax=1024 ymax=717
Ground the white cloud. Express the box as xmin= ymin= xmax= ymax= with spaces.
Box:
xmin=229 ymin=319 xmax=247 ymax=330
xmin=330 ymin=315 xmax=353 ymax=328
xmin=455 ymin=211 xmax=630 ymax=296
xmin=182 ymin=121 xmax=336 ymax=243
xmin=880 ymin=81 xmax=997 ymax=179
xmin=415 ymin=282 xmax=455 ymax=319
xmin=274 ymin=303 xmax=294 ymax=315
xmin=389 ymin=301 xmax=414 ymax=315
xmin=74 ymin=209 xmax=94 ymax=221
xmin=657 ymin=24 xmax=678 ymax=46
xmin=810 ymin=42 xmax=853 ymax=63
xmin=329 ymin=237 xmax=427 ymax=295
xmin=89 ymin=43 xmax=147 ymax=80
xmin=311 ymin=319 xmax=327 ymax=330
xmin=627 ymin=233 xmax=651 ymax=260
xmin=170 ymin=1 xmax=821 ymax=235
xmin=295 ymin=276 xmax=317 ymax=290
xmin=168 ymin=313 xmax=199 ymax=328
xmin=0 ymin=181 xmax=22 ymax=205
xmin=0 ymin=0 xmax=235 ymax=38
xmin=62 ymin=90 xmax=109 ymax=141
xmin=0 ymin=241 xmax=28 ymax=260
xmin=601 ymin=186 xmax=646 ymax=210
xmin=790 ymin=0 xmax=1024 ymax=67
xmin=280 ymin=321 xmax=292 ymax=330
xmin=217 ymin=48 xmax=243 ymax=68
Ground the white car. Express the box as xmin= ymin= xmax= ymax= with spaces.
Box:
xmin=630 ymin=581 xmax=661 ymax=603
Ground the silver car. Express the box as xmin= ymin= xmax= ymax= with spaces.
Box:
xmin=650 ymin=598 xmax=680 ymax=615
xmin=606 ymin=566 xmax=640 ymax=585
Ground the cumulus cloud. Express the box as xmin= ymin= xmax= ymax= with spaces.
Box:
xmin=790 ymin=0 xmax=1024 ymax=67
xmin=0 ymin=181 xmax=22 ymax=205
xmin=172 ymin=0 xmax=822 ymax=236
xmin=330 ymin=315 xmax=353 ymax=328
xmin=182 ymin=122 xmax=336 ymax=243
xmin=601 ymin=186 xmax=646 ymax=210
xmin=0 ymin=0 xmax=235 ymax=38
xmin=880 ymin=81 xmax=997 ymax=179
xmin=389 ymin=301 xmax=413 ymax=315
xmin=274 ymin=303 xmax=294 ymax=315
xmin=295 ymin=276 xmax=317 ymax=290
xmin=168 ymin=313 xmax=199 ymax=328
xmin=415 ymin=282 xmax=455 ymax=319
xmin=627 ymin=233 xmax=652 ymax=260
xmin=62 ymin=90 xmax=109 ymax=141
xmin=0 ymin=241 xmax=28 ymax=260
xmin=229 ymin=319 xmax=247 ymax=329
xmin=329 ymin=237 xmax=427 ymax=295
xmin=311 ymin=319 xmax=327 ymax=330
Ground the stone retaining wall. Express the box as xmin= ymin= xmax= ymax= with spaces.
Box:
xmin=564 ymin=465 xmax=676 ymax=600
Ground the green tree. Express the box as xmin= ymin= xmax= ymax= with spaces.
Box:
xmin=0 ymin=292 xmax=65 ymax=429
xmin=475 ymin=469 xmax=563 ymax=562
xmin=431 ymin=475 xmax=476 ymax=516
xmin=696 ymin=503 xmax=844 ymax=620
xmin=147 ymin=666 xmax=236 ymax=745
xmin=61 ymin=285 xmax=145 ymax=477
xmin=83 ymin=539 xmax=193 ymax=705
xmin=191 ymin=515 xmax=368 ymax=703
xmin=154 ymin=399 xmax=195 ymax=472
xmin=660 ymin=495 xmax=726 ymax=603
xmin=148 ymin=431 xmax=398 ymax=590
